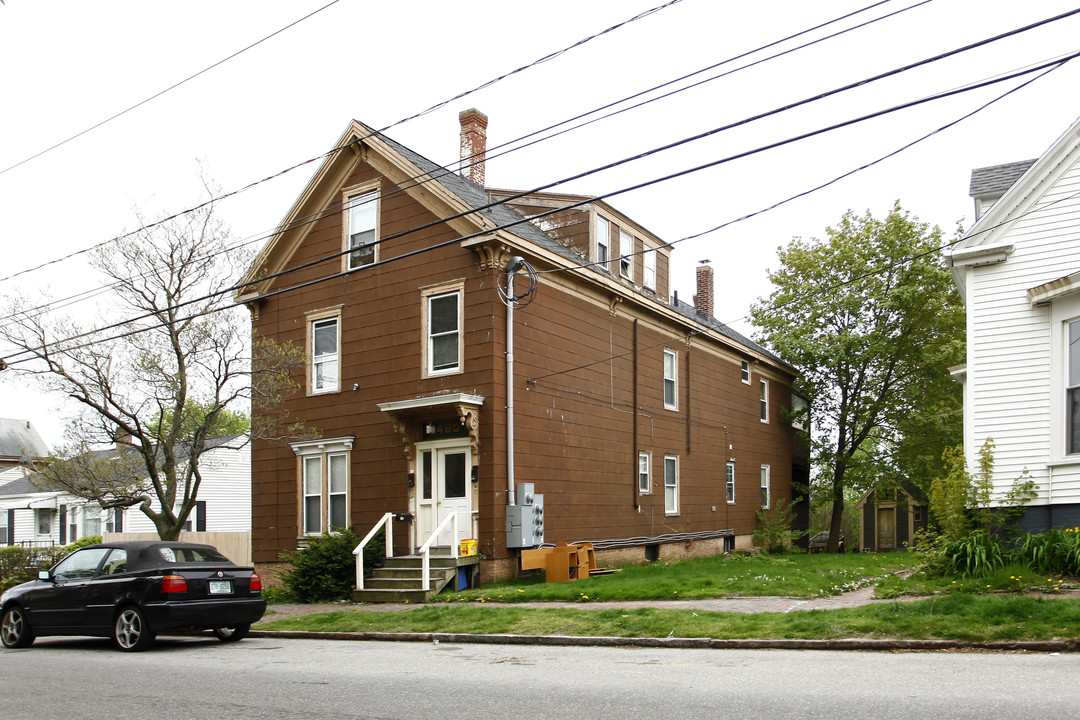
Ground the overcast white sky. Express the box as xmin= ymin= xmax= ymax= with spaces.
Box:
xmin=2 ymin=0 xmax=1080 ymax=448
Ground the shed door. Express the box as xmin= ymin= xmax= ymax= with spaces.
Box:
xmin=877 ymin=507 xmax=896 ymax=550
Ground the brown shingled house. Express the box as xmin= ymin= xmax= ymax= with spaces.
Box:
xmin=238 ymin=111 xmax=808 ymax=595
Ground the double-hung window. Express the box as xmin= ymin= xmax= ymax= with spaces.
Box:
xmin=596 ymin=216 xmax=610 ymax=267
xmin=664 ymin=455 xmax=679 ymax=515
xmin=310 ymin=313 xmax=340 ymax=394
xmin=1069 ymin=319 xmax=1080 ymax=453
xmin=741 ymin=360 xmax=751 ymax=384
xmin=619 ymin=229 xmax=633 ymax=280
xmin=423 ymin=282 xmax=464 ymax=377
xmin=643 ymin=243 xmax=657 ymax=290
xmin=293 ymin=437 xmax=354 ymax=535
xmin=759 ymin=379 xmax=769 ymax=422
xmin=760 ymin=465 xmax=771 ymax=508
xmin=638 ymin=452 xmax=651 ymax=494
xmin=346 ymin=188 xmax=378 ymax=269
xmin=726 ymin=462 xmax=736 ymax=504
xmin=663 ymin=349 xmax=678 ymax=410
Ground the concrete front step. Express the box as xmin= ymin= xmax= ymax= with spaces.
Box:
xmin=353 ymin=553 xmax=480 ymax=603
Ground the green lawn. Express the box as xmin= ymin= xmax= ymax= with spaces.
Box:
xmin=433 ymin=551 xmax=914 ymax=602
xmin=257 ymin=594 xmax=1080 ymax=642
xmin=256 ymin=552 xmax=1080 ymax=642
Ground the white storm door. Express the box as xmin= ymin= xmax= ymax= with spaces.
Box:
xmin=416 ymin=442 xmax=472 ymax=549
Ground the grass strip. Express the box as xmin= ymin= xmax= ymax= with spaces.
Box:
xmin=258 ymin=595 xmax=1080 ymax=642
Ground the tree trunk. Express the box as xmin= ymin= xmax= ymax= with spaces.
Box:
xmin=827 ymin=462 xmax=846 ymax=553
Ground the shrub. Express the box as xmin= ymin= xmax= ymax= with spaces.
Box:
xmin=278 ymin=527 xmax=384 ymax=603
xmin=1018 ymin=527 xmax=1080 ymax=576
xmin=0 ymin=544 xmax=75 ymax=592
xmin=943 ymin=531 xmax=1007 ymax=578
xmin=753 ymin=498 xmax=806 ymax=554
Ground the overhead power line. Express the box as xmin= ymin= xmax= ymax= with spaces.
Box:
xmin=0 ymin=0 xmax=908 ymax=330
xmin=5 ymin=44 xmax=1074 ymax=370
xmin=0 ymin=0 xmax=345 ymax=179
xmin=0 ymin=0 xmax=687 ymax=285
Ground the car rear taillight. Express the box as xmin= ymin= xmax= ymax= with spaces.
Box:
xmin=161 ymin=575 xmax=188 ymax=593
xmin=249 ymin=573 xmax=262 ymax=592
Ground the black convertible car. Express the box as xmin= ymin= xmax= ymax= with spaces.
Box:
xmin=0 ymin=540 xmax=266 ymax=651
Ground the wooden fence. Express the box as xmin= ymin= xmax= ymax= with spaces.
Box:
xmin=102 ymin=531 xmax=251 ymax=566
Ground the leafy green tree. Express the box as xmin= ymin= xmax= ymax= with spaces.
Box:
xmin=750 ymin=203 xmax=964 ymax=552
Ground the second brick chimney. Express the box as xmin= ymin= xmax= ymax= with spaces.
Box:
xmin=694 ymin=261 xmax=714 ymax=320
xmin=459 ymin=108 xmax=488 ymax=187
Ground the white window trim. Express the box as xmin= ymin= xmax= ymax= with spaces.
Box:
xmin=619 ymin=229 xmax=633 ymax=280
xmin=760 ymin=464 xmax=771 ymax=509
xmin=421 ymin=280 xmax=465 ymax=378
xmin=759 ymin=379 xmax=769 ymax=423
xmin=341 ymin=181 xmax=381 ymax=272
xmin=292 ymin=437 xmax=354 ymax=536
xmin=741 ymin=359 xmax=751 ymax=384
xmin=306 ymin=306 xmax=343 ymax=396
xmin=726 ymin=461 xmax=736 ymax=504
xmin=638 ymin=452 xmax=651 ymax=494
xmin=663 ymin=349 xmax=678 ymax=411
xmin=664 ymin=455 xmax=679 ymax=515
xmin=596 ymin=215 xmax=611 ymax=269
xmin=643 ymin=242 xmax=657 ymax=291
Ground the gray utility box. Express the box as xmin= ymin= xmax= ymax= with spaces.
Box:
xmin=506 ymin=482 xmax=544 ymax=548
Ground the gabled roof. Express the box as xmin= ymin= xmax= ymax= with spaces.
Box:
xmin=949 ymin=115 xmax=1080 ymax=296
xmin=0 ymin=419 xmax=49 ymax=463
xmin=239 ymin=119 xmax=793 ymax=373
xmin=968 ymin=159 xmax=1036 ymax=199
xmin=954 ymin=115 xmax=1080 ymax=255
xmin=238 ymin=120 xmax=570 ymax=301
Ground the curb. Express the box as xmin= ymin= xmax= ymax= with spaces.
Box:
xmin=248 ymin=629 xmax=1080 ymax=653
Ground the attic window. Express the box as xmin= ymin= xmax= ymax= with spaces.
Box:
xmin=343 ymin=184 xmax=380 ymax=270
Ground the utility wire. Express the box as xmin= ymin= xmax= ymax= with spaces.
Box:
xmin=0 ymin=0 xmax=687 ymax=285
xmin=5 ymin=48 xmax=1072 ymax=368
xmin=0 ymin=0 xmax=920 ymax=319
xmin=0 ymin=0 xmax=344 ymax=179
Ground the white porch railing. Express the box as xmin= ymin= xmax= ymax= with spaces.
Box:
xmin=353 ymin=511 xmax=462 ymax=592
xmin=417 ymin=511 xmax=460 ymax=592
xmin=353 ymin=512 xmax=394 ymax=591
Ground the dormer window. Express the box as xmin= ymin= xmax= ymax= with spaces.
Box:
xmin=596 ymin=216 xmax=610 ymax=267
xmin=619 ymin=229 xmax=633 ymax=280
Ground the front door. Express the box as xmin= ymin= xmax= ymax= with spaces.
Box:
xmin=416 ymin=442 xmax=472 ymax=549
xmin=877 ymin=507 xmax=896 ymax=550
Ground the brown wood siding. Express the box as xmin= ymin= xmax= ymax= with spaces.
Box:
xmin=250 ymin=159 xmax=798 ymax=565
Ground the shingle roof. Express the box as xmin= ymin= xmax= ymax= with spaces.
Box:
xmin=969 ymin=160 xmax=1036 ymax=198
xmin=374 ymin=126 xmax=793 ymax=371
xmin=0 ymin=419 xmax=49 ymax=462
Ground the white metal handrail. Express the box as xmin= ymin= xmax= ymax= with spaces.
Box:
xmin=353 ymin=512 xmax=394 ymax=590
xmin=417 ymin=511 xmax=460 ymax=592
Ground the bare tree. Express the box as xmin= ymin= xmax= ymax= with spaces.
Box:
xmin=1 ymin=195 xmax=306 ymax=540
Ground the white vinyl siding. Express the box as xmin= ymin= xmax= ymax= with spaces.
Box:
xmin=962 ymin=155 xmax=1080 ymax=506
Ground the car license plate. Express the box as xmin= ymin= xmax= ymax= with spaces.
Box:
xmin=209 ymin=580 xmax=232 ymax=595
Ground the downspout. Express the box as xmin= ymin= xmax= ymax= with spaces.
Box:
xmin=505 ymin=257 xmax=525 ymax=506
xmin=633 ymin=318 xmax=639 ymax=510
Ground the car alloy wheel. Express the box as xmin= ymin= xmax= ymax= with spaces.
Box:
xmin=113 ymin=606 xmax=155 ymax=652
xmin=212 ymin=623 xmax=251 ymax=642
xmin=1 ymin=606 xmax=34 ymax=649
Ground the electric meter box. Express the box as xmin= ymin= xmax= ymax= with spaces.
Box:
xmin=506 ymin=483 xmax=545 ymax=548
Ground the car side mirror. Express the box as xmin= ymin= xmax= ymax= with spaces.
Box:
xmin=38 ymin=570 xmax=52 ymax=582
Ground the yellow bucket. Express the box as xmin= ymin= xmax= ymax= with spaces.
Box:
xmin=459 ymin=538 xmax=478 ymax=556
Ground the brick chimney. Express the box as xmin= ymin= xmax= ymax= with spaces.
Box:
xmin=694 ymin=261 xmax=714 ymax=319
xmin=458 ymin=108 xmax=488 ymax=187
